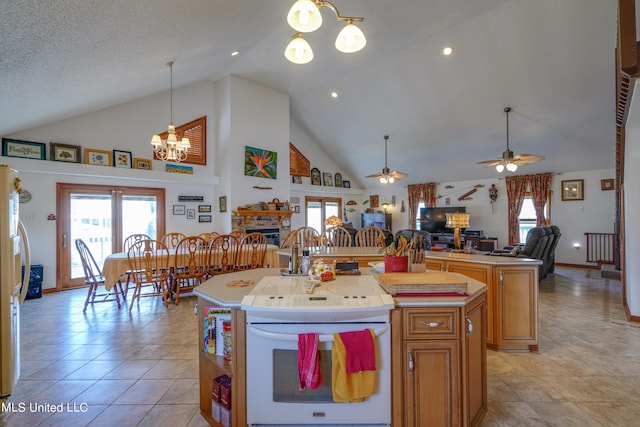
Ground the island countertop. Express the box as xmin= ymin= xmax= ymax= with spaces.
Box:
xmin=194 ymin=267 xmax=487 ymax=309
xmin=426 ymin=250 xmax=542 ymax=266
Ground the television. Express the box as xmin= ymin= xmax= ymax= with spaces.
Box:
xmin=419 ymin=207 xmax=466 ymax=234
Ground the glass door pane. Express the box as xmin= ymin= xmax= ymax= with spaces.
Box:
xmin=306 ymin=201 xmax=322 ymax=233
xmin=122 ymin=195 xmax=158 ymax=242
xmin=325 ymin=201 xmax=339 ymax=220
xmin=70 ymin=194 xmax=113 ymax=279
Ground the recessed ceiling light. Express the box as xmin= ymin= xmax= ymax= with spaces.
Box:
xmin=331 ymin=91 xmax=339 ymax=98
xmin=231 ymin=50 xmax=239 ymax=57
xmin=442 ymin=46 xmax=454 ymax=56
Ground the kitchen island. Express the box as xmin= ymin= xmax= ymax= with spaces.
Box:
xmin=425 ymin=251 xmax=542 ymax=352
xmin=194 ymin=268 xmax=488 ymax=427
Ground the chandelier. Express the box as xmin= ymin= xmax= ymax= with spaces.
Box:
xmin=150 ymin=61 xmax=190 ymax=162
xmin=284 ymin=0 xmax=366 ymax=64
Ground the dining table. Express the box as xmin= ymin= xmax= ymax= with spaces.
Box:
xmin=102 ymin=244 xmax=279 ymax=291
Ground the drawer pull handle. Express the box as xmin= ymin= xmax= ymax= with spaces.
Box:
xmin=466 ymin=316 xmax=473 ymax=336
xmin=408 ymin=351 xmax=414 ymax=372
xmin=419 ymin=321 xmax=443 ymax=328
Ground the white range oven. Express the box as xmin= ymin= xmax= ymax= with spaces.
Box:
xmin=241 ymin=275 xmax=395 ymax=426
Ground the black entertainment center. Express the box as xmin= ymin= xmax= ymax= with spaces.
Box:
xmin=420 ymin=207 xmax=497 ymax=251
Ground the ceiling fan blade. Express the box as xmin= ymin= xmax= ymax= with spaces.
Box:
xmin=365 ymin=173 xmax=383 ymax=179
xmin=389 ymin=170 xmax=408 ymax=179
xmin=513 ymin=154 xmax=545 ymax=164
xmin=476 ymin=159 xmax=502 ymax=166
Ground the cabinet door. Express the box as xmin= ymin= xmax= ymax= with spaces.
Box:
xmin=495 ymin=266 xmax=538 ymax=347
xmin=445 ymin=261 xmax=495 ymax=345
xmin=464 ymin=294 xmax=487 ymax=426
xmin=405 ymin=340 xmax=460 ymax=427
xmin=426 ymin=259 xmax=445 ymax=271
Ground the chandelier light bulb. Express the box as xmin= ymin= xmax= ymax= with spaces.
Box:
xmin=287 ymin=0 xmax=322 ymax=32
xmin=335 ymin=22 xmax=366 ymax=53
xmin=496 ymin=164 xmax=505 ymax=173
xmin=506 ymin=162 xmax=518 ymax=172
xmin=285 ymin=34 xmax=313 ymax=64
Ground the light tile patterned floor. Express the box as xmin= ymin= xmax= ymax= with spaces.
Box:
xmin=0 ymin=267 xmax=637 ymax=426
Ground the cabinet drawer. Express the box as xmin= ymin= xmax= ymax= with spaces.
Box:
xmin=404 ymin=308 xmax=459 ymax=339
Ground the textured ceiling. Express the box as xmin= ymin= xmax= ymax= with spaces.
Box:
xmin=0 ymin=0 xmax=617 ymax=185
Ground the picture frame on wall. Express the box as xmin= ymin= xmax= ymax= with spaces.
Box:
xmin=343 ymin=180 xmax=351 ymax=188
xmin=323 ymin=172 xmax=333 ymax=186
xmin=219 ymin=196 xmax=227 ymax=213
xmin=601 ymin=178 xmax=614 ymax=191
xmin=198 ymin=205 xmax=212 ymax=213
xmin=113 ymin=150 xmax=133 ymax=168
xmin=134 ymin=158 xmax=153 ymax=170
xmin=2 ymin=138 xmax=46 ymax=160
xmin=199 ymin=215 xmax=212 ymax=223
xmin=370 ymin=194 xmax=379 ymax=208
xmin=334 ymin=173 xmax=342 ymax=187
xmin=50 ymin=143 xmax=81 ymax=163
xmin=173 ymin=205 xmax=186 ymax=215
xmin=85 ymin=148 xmax=112 ymax=166
xmin=187 ymin=209 xmax=196 ymax=219
xmin=561 ymin=179 xmax=584 ymax=201
xmin=310 ymin=167 xmax=321 ymax=186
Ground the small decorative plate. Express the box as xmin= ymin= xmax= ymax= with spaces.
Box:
xmin=19 ymin=190 xmax=32 ymax=204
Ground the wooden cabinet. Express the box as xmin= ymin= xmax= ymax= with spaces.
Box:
xmin=392 ymin=293 xmax=487 ymax=427
xmin=425 ymin=255 xmax=538 ymax=352
xmin=361 ymin=212 xmax=392 ymax=231
xmin=197 ymin=298 xmax=246 ymax=427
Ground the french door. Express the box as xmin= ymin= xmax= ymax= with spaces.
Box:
xmin=56 ymin=183 xmax=166 ymax=290
xmin=305 ymin=196 xmax=342 ymax=233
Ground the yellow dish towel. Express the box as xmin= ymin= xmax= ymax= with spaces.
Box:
xmin=332 ymin=330 xmax=377 ymax=402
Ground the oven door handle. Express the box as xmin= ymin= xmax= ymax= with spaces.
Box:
xmin=248 ymin=325 xmax=389 ymax=342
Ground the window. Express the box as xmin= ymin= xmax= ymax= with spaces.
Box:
xmin=415 ymin=202 xmax=426 ymax=229
xmin=305 ymin=196 xmax=342 ymax=233
xmin=518 ymin=197 xmax=537 ymax=243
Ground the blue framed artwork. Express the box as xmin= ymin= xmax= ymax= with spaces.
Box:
xmin=244 ymin=146 xmax=277 ymax=179
xmin=2 ymin=138 xmax=46 ymax=160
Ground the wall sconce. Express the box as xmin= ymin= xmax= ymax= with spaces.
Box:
xmin=381 ymin=202 xmax=389 ymax=213
xmin=573 ymin=243 xmax=581 ymax=250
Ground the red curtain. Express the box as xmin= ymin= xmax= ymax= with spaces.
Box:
xmin=407 ymin=183 xmax=437 ymax=229
xmin=529 ymin=172 xmax=553 ymax=226
xmin=505 ymin=175 xmax=528 ymax=245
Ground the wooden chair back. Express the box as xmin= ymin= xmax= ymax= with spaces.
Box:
xmin=76 ymin=238 xmax=123 ymax=311
xmin=126 ymin=239 xmax=170 ymax=309
xmin=209 ymin=234 xmax=240 ymax=275
xmin=238 ymin=232 xmax=269 ymax=270
xmin=321 ymin=226 xmax=352 ymax=247
xmin=355 ymin=226 xmax=386 ymax=247
xmin=197 ymin=232 xmax=219 ymax=247
xmin=295 ymin=226 xmax=321 ymax=249
xmin=123 ymin=233 xmax=151 ymax=252
xmin=161 ymin=232 xmax=187 ymax=249
xmin=173 ymin=236 xmax=209 ymax=304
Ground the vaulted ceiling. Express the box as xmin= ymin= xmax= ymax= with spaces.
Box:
xmin=0 ymin=0 xmax=617 ymax=185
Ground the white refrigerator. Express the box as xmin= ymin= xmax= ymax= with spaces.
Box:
xmin=0 ymin=165 xmax=30 ymax=400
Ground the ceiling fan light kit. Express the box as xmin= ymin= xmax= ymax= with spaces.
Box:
xmin=285 ymin=0 xmax=366 ymax=64
xmin=366 ymin=135 xmax=408 ymax=184
xmin=477 ymin=107 xmax=544 ymax=173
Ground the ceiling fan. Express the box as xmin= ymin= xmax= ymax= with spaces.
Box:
xmin=477 ymin=107 xmax=544 ymax=173
xmin=366 ymin=135 xmax=408 ymax=184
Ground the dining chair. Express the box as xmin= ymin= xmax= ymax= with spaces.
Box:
xmin=321 ymin=226 xmax=352 ymax=247
xmin=75 ymin=238 xmax=124 ymax=312
xmin=127 ymin=239 xmax=171 ymax=310
xmin=197 ymin=232 xmax=219 ymax=248
xmin=208 ymin=234 xmax=240 ymax=276
xmin=355 ymin=226 xmax=386 ymax=247
xmin=161 ymin=232 xmax=187 ymax=249
xmin=230 ymin=229 xmax=246 ymax=241
xmin=173 ymin=236 xmax=209 ymax=305
xmin=295 ymin=226 xmax=321 ymax=249
xmin=279 ymin=229 xmax=297 ymax=248
xmin=121 ymin=233 xmax=151 ymax=297
xmin=237 ymin=232 xmax=269 ymax=270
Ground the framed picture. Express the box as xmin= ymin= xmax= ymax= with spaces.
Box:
xmin=323 ymin=172 xmax=333 ymax=186
xmin=561 ymin=179 xmax=584 ymax=201
xmin=334 ymin=173 xmax=343 ymax=187
xmin=310 ymin=167 xmax=321 ymax=186
xmin=2 ymin=138 xmax=46 ymax=160
xmin=134 ymin=158 xmax=153 ymax=170
xmin=50 ymin=143 xmax=81 ymax=163
xmin=166 ymin=163 xmax=193 ymax=174
xmin=85 ymin=148 xmax=112 ymax=166
xmin=370 ymin=194 xmax=379 ymax=208
xmin=292 ymin=176 xmax=302 ymax=184
xmin=294 ymin=205 xmax=300 ymax=213
xmin=601 ymin=178 xmax=614 ymax=191
xmin=244 ymin=146 xmax=277 ymax=179
xmin=198 ymin=204 xmax=212 ymax=213
xmin=199 ymin=215 xmax=212 ymax=223
xmin=187 ymin=209 xmax=196 ymax=219
xmin=173 ymin=205 xmax=186 ymax=215
xmin=343 ymin=180 xmax=351 ymax=188
xmin=219 ymin=196 xmax=227 ymax=213
xmin=113 ymin=150 xmax=133 ymax=168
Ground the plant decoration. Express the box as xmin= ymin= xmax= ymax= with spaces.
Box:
xmin=244 ymin=146 xmax=277 ymax=179
xmin=14 ymin=177 xmax=23 ymax=194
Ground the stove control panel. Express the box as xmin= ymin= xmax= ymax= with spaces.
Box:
xmin=245 ymin=293 xmax=389 ymax=309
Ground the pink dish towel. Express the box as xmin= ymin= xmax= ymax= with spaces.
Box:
xmin=298 ymin=333 xmax=322 ymax=391
xmin=339 ymin=329 xmax=376 ymax=374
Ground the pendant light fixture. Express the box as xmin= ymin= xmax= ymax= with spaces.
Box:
xmin=150 ymin=61 xmax=190 ymax=163
xmin=365 ymin=135 xmax=408 ymax=184
xmin=284 ymin=0 xmax=366 ymax=64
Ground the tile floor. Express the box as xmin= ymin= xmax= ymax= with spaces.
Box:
xmin=0 ymin=267 xmax=637 ymax=426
